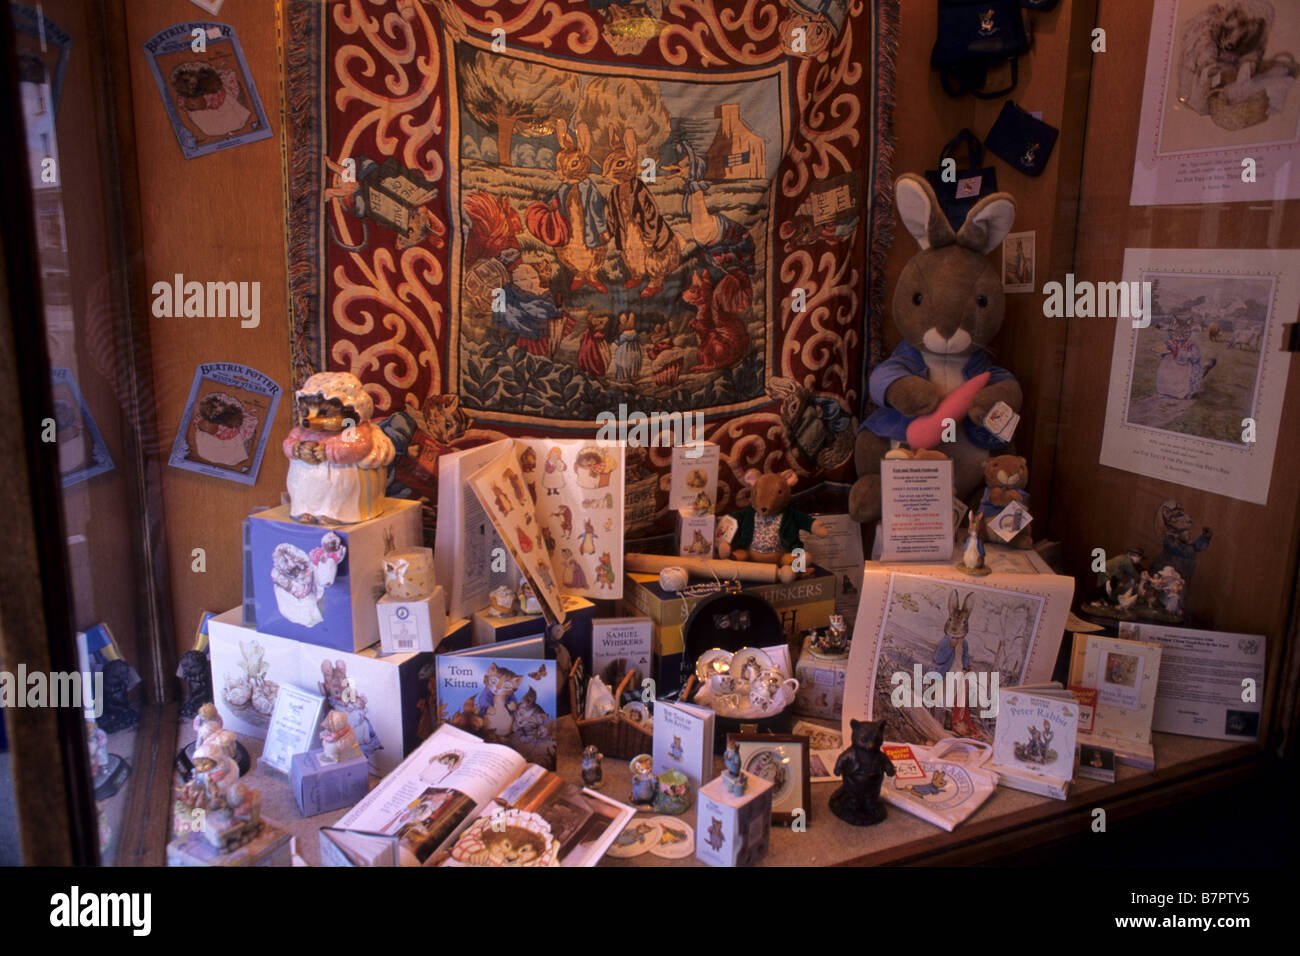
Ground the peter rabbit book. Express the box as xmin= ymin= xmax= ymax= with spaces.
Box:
xmin=989 ymin=687 xmax=1078 ymax=800
xmin=842 ymin=565 xmax=1075 ymax=748
xmin=326 ymin=723 xmax=635 ymax=867
xmin=1069 ymin=633 xmax=1162 ymax=769
xmin=652 ymin=700 xmax=715 ymax=795
xmin=465 ymin=438 xmax=626 ymax=622
xmin=434 ymin=635 xmax=558 ymax=770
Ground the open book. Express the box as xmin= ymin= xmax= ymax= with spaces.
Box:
xmin=321 ymin=724 xmax=634 ymax=867
xmin=436 ymin=439 xmax=625 ymax=623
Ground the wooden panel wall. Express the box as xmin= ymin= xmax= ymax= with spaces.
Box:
xmin=1051 ymin=0 xmax=1300 ymax=737
xmin=122 ymin=0 xmax=291 ymax=655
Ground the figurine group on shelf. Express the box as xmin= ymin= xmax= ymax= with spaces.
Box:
xmin=174 ymin=707 xmax=264 ymax=853
xmin=1083 ymin=500 xmax=1212 ymax=623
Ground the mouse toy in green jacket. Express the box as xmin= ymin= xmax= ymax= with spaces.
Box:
xmin=716 ymin=469 xmax=829 ymax=573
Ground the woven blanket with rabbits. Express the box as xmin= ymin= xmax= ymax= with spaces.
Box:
xmin=286 ymin=0 xmax=898 ymax=528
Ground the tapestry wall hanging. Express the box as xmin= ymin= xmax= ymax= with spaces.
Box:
xmin=286 ymin=0 xmax=897 ymax=533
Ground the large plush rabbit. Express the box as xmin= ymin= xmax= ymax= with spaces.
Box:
xmin=848 ymin=173 xmax=1022 ymax=525
xmin=603 ymin=128 xmax=682 ymax=297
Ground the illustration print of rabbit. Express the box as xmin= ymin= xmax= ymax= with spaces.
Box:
xmin=552 ymin=119 xmax=609 ymax=292
xmin=604 ymin=127 xmax=682 ymax=298
xmin=610 ymin=312 xmax=643 ymax=382
xmin=932 ymin=590 xmax=973 ymax=679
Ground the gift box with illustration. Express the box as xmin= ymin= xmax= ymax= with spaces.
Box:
xmin=794 ymin=634 xmax=848 ymax=720
xmin=247 ymin=498 xmax=422 ymax=653
xmin=695 ymin=772 xmax=774 ymax=867
xmin=208 ymin=608 xmax=437 ymax=776
xmin=620 ymin=567 xmax=835 ymax=693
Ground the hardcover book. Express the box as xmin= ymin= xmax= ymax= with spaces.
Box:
xmin=990 ymin=687 xmax=1078 ymax=799
xmin=326 ymin=724 xmax=634 ymax=867
xmin=434 ymin=635 xmax=558 ymax=770
xmin=1069 ymin=633 xmax=1163 ymax=769
xmin=591 ymin=617 xmax=653 ymax=688
xmin=652 ymin=700 xmax=716 ymax=795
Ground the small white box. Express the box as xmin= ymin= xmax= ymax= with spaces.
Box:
xmin=376 ymin=586 xmax=446 ymax=655
xmin=694 ymin=772 xmax=774 ymax=867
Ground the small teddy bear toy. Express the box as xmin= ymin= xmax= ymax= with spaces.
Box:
xmin=581 ymin=745 xmax=604 ymax=789
xmin=716 ymin=469 xmax=829 ymax=573
xmin=829 ymin=718 xmax=895 ymax=826
xmin=283 ymin=371 xmax=395 ymax=524
xmin=974 ymin=455 xmax=1032 ymax=550
xmin=319 ymin=709 xmax=363 ymax=764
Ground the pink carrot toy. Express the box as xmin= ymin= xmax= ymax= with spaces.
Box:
xmin=904 ymin=371 xmax=991 ymax=450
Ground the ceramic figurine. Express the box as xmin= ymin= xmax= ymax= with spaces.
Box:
xmin=283 ymin=371 xmax=396 ymax=524
xmin=176 ymin=647 xmax=213 ymax=719
xmin=974 ymin=455 xmax=1032 ymax=550
xmin=517 ymin=580 xmax=542 ymax=614
xmin=957 ymin=513 xmax=990 ymax=576
xmin=810 ymin=614 xmax=851 ymax=656
xmin=829 ymin=718 xmax=895 ymax=827
xmin=487 ymin=585 xmax=516 ymax=617
xmin=581 ymin=745 xmax=604 ymax=789
xmin=383 ymin=547 xmax=435 ymax=600
xmin=653 ymin=769 xmax=692 ymax=815
xmin=630 ymin=754 xmax=656 ymax=807
xmin=192 ymin=702 xmax=223 ymax=745
xmin=97 ymin=659 xmax=139 ymax=733
xmin=722 ymin=742 xmax=746 ymax=796
xmin=319 ymin=708 xmax=364 ymax=764
xmin=1081 ymin=501 xmax=1210 ymax=624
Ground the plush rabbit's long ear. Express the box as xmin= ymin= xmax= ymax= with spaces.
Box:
xmin=575 ymin=121 xmax=591 ymax=153
xmin=555 ymin=118 xmax=571 ymax=149
xmin=956 ymin=191 xmax=1017 ymax=256
xmin=894 ymin=173 xmax=953 ymax=251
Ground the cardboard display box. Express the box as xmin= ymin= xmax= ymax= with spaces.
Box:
xmin=208 ymin=608 xmax=439 ymax=776
xmin=794 ymin=635 xmax=848 ymax=720
xmin=247 ymin=498 xmax=422 ymax=652
xmin=291 ymin=750 xmax=370 ymax=817
xmin=694 ymin=772 xmax=774 ymax=867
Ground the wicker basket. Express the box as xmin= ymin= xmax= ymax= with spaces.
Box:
xmin=570 ymin=670 xmax=654 ymax=760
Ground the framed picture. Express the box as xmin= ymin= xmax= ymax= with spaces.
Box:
xmin=727 ymin=733 xmax=811 ymax=825
xmin=1001 ymin=230 xmax=1035 ymax=293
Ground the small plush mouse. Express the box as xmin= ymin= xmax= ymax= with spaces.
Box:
xmin=716 ymin=468 xmax=828 ymax=570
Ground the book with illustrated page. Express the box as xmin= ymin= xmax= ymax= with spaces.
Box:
xmin=464 ymin=438 xmax=625 ymax=622
xmin=435 ymin=635 xmax=558 ymax=770
xmin=591 ymin=617 xmax=653 ymax=688
xmin=1069 ymin=633 xmax=1162 ymax=769
xmin=323 ymin=723 xmax=634 ymax=867
xmin=989 ymin=686 xmax=1078 ymax=799
xmin=652 ymin=700 xmax=715 ymax=794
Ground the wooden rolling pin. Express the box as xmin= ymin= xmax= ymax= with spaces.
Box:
xmin=626 ymin=552 xmax=796 ymax=585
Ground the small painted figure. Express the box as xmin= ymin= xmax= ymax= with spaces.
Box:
xmin=320 ymin=708 xmax=364 ymax=764
xmin=829 ymin=718 xmax=896 ymax=826
xmin=723 ymin=742 xmax=746 ymax=797
xmin=581 ymin=745 xmax=604 ymax=789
